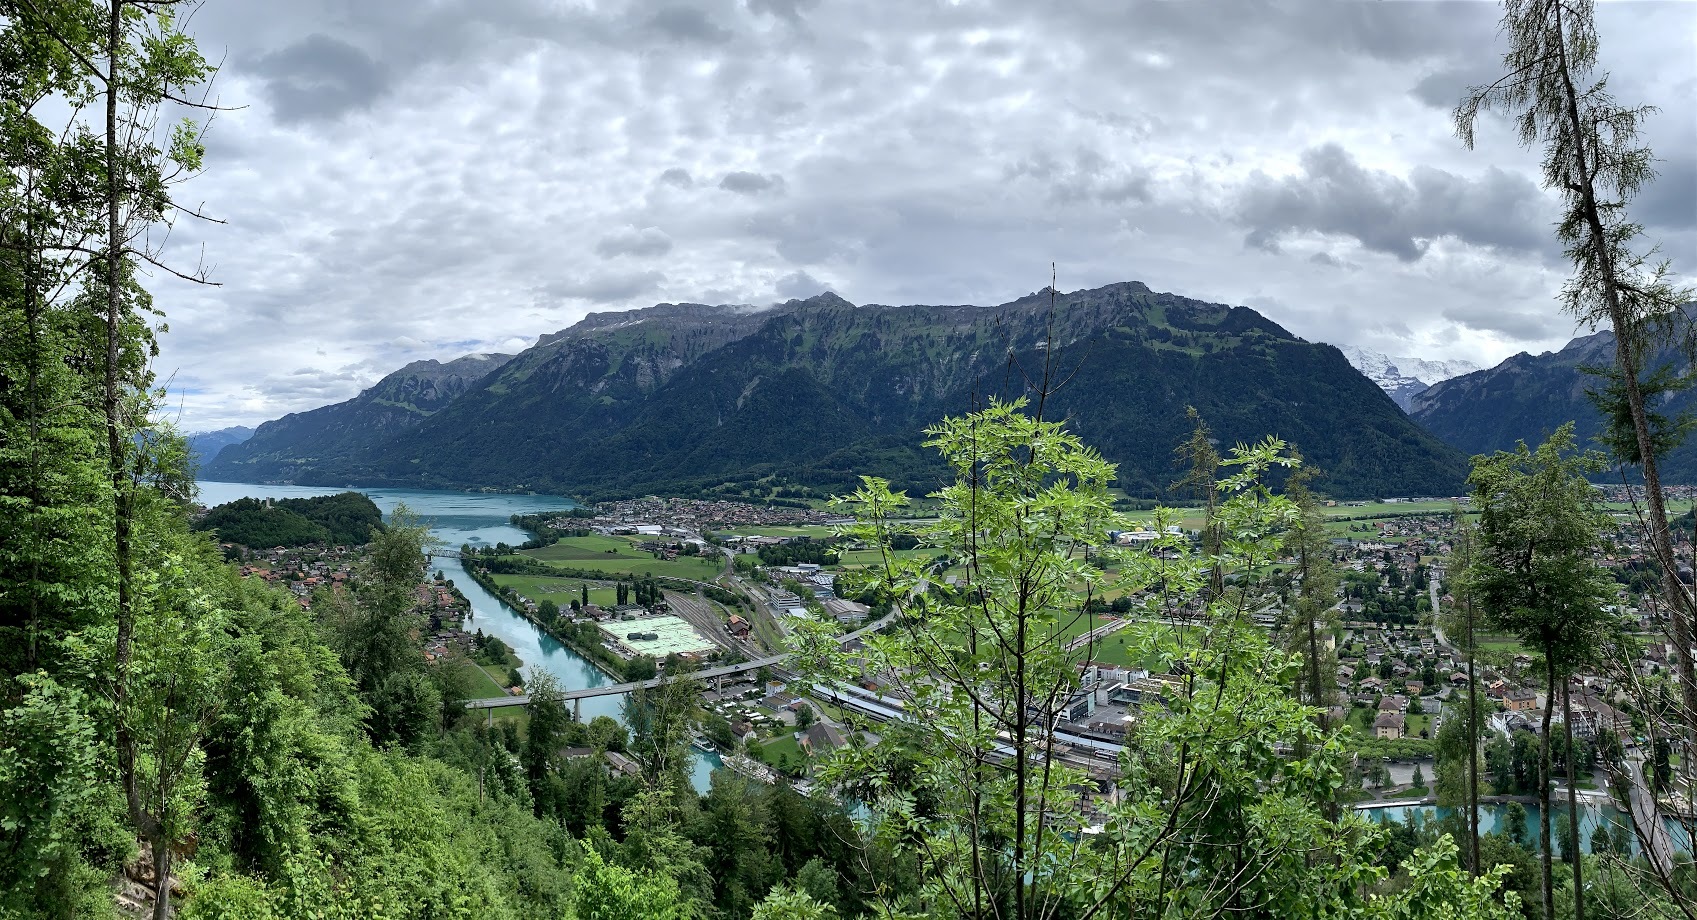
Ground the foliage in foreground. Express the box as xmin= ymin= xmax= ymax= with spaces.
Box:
xmin=790 ymin=398 xmax=1524 ymax=919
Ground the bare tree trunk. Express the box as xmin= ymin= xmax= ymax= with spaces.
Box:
xmin=1466 ymin=596 xmax=1481 ymax=874
xmin=1540 ymin=652 xmax=1556 ymax=920
xmin=100 ymin=1 xmax=170 ymax=913
xmin=150 ymin=836 xmax=172 ymax=920
xmin=1562 ymin=680 xmax=1584 ymax=920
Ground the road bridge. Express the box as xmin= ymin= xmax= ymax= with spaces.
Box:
xmin=465 ymin=612 xmax=894 ymax=718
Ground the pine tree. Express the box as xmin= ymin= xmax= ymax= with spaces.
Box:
xmin=1456 ymin=0 xmax=1697 ymax=779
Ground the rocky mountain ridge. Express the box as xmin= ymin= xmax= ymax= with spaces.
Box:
xmin=204 ymin=282 xmax=1470 ymax=500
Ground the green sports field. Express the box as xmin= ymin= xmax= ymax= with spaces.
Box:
xmin=489 ymin=574 xmax=619 ymax=608
xmin=521 ymin=535 xmax=724 ymax=580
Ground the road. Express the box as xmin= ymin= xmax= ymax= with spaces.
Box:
xmin=1624 ymin=757 xmax=1677 ymax=877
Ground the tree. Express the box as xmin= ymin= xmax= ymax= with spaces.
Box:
xmin=1278 ymin=462 xmax=1341 ymax=754
xmin=1439 ymin=509 xmax=1484 ymax=871
xmin=1466 ymin=424 xmax=1617 ymax=920
xmin=321 ymin=505 xmax=439 ymax=747
xmin=0 ymin=1 xmax=216 ymax=911
xmin=1504 ymin=802 xmax=1530 ymax=847
xmin=752 ymin=887 xmax=837 ymax=920
xmin=792 ymin=398 xmax=1502 ymax=918
xmin=570 ymin=845 xmax=693 ymax=920
xmin=1457 ymin=0 xmax=1697 ymax=773
xmin=623 ymin=674 xmax=701 ymax=787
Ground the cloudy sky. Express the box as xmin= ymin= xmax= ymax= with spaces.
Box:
xmin=150 ymin=0 xmax=1696 ymax=430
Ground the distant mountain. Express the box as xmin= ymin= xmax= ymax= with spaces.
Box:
xmin=1408 ymin=312 xmax=1697 ymax=480
xmin=204 ymin=352 xmax=513 ymax=482
xmin=207 ymin=283 xmax=1470 ymax=500
xmin=186 ymin=426 xmax=253 ymax=470
xmin=1337 ymin=346 xmax=1479 ymax=411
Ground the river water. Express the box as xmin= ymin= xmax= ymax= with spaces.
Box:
xmin=1358 ymin=800 xmax=1692 ymax=857
xmin=196 ymin=481 xmax=720 ymax=791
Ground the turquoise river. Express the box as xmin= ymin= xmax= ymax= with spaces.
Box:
xmin=196 ymin=481 xmax=721 ymax=792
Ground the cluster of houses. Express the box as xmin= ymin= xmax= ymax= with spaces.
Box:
xmin=231 ymin=543 xmax=361 ymax=608
xmin=562 ymin=497 xmax=845 ymax=533
xmin=1328 ymin=510 xmax=1678 ymax=752
xmin=421 ymin=626 xmax=480 ymax=665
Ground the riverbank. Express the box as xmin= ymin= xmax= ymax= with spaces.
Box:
xmin=459 ymin=560 xmax=627 ymax=683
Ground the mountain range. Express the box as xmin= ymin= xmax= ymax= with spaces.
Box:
xmin=186 ymin=426 xmax=254 ymax=471
xmin=1409 ymin=311 xmax=1697 ymax=479
xmin=1336 ymin=346 xmax=1479 ymax=411
xmin=203 ymin=282 xmax=1471 ymax=501
xmin=208 ymin=353 xmax=514 ymax=480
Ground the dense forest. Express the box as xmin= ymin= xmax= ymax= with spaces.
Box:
xmin=192 ymin=492 xmax=384 ymax=547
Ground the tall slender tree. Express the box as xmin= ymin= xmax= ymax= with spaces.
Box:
xmin=1466 ymin=424 xmax=1617 ymax=920
xmin=1445 ymin=507 xmax=1483 ymax=874
xmin=1455 ymin=0 xmax=1697 ymax=750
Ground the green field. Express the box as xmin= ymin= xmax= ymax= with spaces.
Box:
xmin=833 ymin=547 xmax=939 ymax=569
xmin=760 ymin=734 xmax=805 ymax=767
xmin=1475 ymin=634 xmax=1530 ymax=656
xmin=523 ymin=535 xmax=724 ymax=580
xmin=1078 ymin=621 xmax=1177 ymax=670
xmin=489 ymin=573 xmax=619 ymax=608
xmin=464 ymin=662 xmax=509 ymax=699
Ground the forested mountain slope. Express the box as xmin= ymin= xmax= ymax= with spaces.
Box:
xmin=211 ymin=283 xmax=1467 ymax=500
xmin=205 ymin=352 xmax=513 ymax=480
xmin=1410 ymin=308 xmax=1697 ymax=478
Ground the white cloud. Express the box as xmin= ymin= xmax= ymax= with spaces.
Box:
xmin=145 ymin=0 xmax=1695 ymax=429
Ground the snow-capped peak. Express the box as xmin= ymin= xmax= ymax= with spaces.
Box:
xmin=1336 ymin=345 xmax=1479 ymax=411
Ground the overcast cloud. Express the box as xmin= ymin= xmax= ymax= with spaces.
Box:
xmin=143 ymin=0 xmax=1697 ymax=430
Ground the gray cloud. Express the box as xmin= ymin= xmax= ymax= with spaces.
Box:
xmin=1442 ymin=303 xmax=1565 ymax=341
xmin=774 ymin=270 xmax=831 ymax=299
xmin=138 ymin=0 xmax=1692 ymax=428
xmin=1640 ymin=149 xmax=1697 ymax=231
xmin=1234 ymin=143 xmax=1553 ymax=261
xmin=542 ymin=271 xmax=667 ymax=304
xmin=595 ymin=227 xmax=674 ymax=259
xmin=720 ymin=171 xmax=785 ymax=195
xmin=746 ymin=0 xmax=819 ymax=25
xmin=247 ymin=34 xmax=389 ymax=123
xmin=658 ymin=168 xmax=695 ymax=189
xmin=645 ymin=6 xmax=734 ymax=44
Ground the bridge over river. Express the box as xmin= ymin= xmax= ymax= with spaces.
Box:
xmin=465 ymin=613 xmax=894 ymax=717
